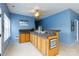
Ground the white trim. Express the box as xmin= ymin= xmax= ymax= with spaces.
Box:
xmin=0 ymin=8 xmax=2 ymax=54
xmin=75 ymin=19 xmax=79 ymax=43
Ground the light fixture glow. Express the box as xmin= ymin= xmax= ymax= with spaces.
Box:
xmin=33 ymin=10 xmax=43 ymax=20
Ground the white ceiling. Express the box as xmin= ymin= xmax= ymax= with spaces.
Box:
xmin=7 ymin=3 xmax=79 ymax=17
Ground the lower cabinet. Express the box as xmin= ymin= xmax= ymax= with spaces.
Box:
xmin=36 ymin=35 xmax=38 ymax=48
xmin=32 ymin=34 xmax=35 ymax=45
xmin=30 ymin=32 xmax=59 ymax=56
xmin=41 ymin=38 xmax=47 ymax=55
xmin=47 ymin=32 xmax=59 ymax=56
xmin=37 ymin=36 xmax=42 ymax=51
xmin=34 ymin=35 xmax=38 ymax=47
xmin=19 ymin=31 xmax=30 ymax=43
xmin=30 ymin=33 xmax=32 ymax=43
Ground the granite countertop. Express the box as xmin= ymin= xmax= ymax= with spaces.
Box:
xmin=31 ymin=32 xmax=49 ymax=39
xmin=31 ymin=30 xmax=60 ymax=39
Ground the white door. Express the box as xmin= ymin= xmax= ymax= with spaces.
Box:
xmin=0 ymin=8 xmax=2 ymax=54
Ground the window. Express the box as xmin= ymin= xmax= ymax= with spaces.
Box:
xmin=4 ymin=13 xmax=10 ymax=42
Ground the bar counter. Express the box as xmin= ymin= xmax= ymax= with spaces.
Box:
xmin=30 ymin=30 xmax=60 ymax=56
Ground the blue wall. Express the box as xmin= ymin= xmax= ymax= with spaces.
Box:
xmin=10 ymin=13 xmax=35 ymax=42
xmin=1 ymin=3 xmax=79 ymax=51
xmin=40 ymin=9 xmax=79 ymax=45
xmin=1 ymin=3 xmax=35 ymax=55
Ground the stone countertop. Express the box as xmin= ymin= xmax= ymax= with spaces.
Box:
xmin=31 ymin=32 xmax=48 ymax=39
xmin=30 ymin=30 xmax=60 ymax=39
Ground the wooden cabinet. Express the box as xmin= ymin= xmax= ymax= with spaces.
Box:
xmin=30 ymin=33 xmax=32 ymax=43
xmin=19 ymin=31 xmax=30 ymax=43
xmin=37 ymin=36 xmax=40 ymax=50
xmin=30 ymin=32 xmax=59 ymax=56
xmin=26 ymin=33 xmax=30 ymax=42
xmin=41 ymin=38 xmax=47 ymax=55
xmin=34 ymin=35 xmax=38 ymax=47
xmin=47 ymin=32 xmax=59 ymax=56
xmin=37 ymin=36 xmax=42 ymax=51
xmin=36 ymin=35 xmax=38 ymax=48
xmin=32 ymin=35 xmax=34 ymax=45
xmin=30 ymin=34 xmax=32 ymax=42
xmin=19 ymin=33 xmax=26 ymax=43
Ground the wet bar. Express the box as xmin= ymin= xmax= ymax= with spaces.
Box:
xmin=30 ymin=30 xmax=60 ymax=56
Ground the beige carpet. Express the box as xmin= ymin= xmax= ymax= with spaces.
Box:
xmin=5 ymin=42 xmax=42 ymax=56
xmin=4 ymin=42 xmax=79 ymax=56
xmin=59 ymin=44 xmax=79 ymax=56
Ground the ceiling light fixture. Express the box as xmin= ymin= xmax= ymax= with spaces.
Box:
xmin=30 ymin=6 xmax=43 ymax=20
xmin=33 ymin=9 xmax=43 ymax=20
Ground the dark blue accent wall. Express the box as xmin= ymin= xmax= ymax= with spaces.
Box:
xmin=10 ymin=13 xmax=35 ymax=42
xmin=40 ymin=9 xmax=79 ymax=45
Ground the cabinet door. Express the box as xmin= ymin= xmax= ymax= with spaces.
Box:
xmin=38 ymin=37 xmax=42 ymax=51
xmin=47 ymin=38 xmax=59 ymax=56
xmin=32 ymin=35 xmax=35 ymax=45
xmin=25 ymin=33 xmax=30 ymax=42
xmin=19 ymin=32 xmax=30 ymax=43
xmin=31 ymin=34 xmax=33 ymax=44
xmin=36 ymin=35 xmax=38 ymax=48
xmin=34 ymin=35 xmax=37 ymax=47
xmin=37 ymin=36 xmax=40 ymax=50
xmin=30 ymin=34 xmax=32 ymax=43
xmin=41 ymin=38 xmax=47 ymax=55
xmin=19 ymin=33 xmax=26 ymax=43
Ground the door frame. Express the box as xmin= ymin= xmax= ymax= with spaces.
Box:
xmin=0 ymin=19 xmax=1 ymax=56
xmin=74 ymin=19 xmax=79 ymax=43
xmin=0 ymin=8 xmax=4 ymax=56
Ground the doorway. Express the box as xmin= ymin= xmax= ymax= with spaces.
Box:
xmin=0 ymin=8 xmax=4 ymax=56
